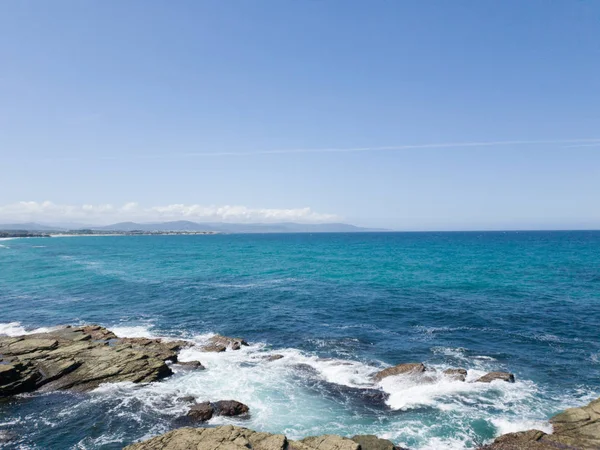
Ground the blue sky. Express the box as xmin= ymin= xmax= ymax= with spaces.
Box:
xmin=0 ymin=1 xmax=599 ymax=229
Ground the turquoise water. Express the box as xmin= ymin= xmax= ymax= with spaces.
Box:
xmin=0 ymin=232 xmax=599 ymax=449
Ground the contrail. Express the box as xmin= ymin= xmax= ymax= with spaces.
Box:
xmin=40 ymin=138 xmax=600 ymax=161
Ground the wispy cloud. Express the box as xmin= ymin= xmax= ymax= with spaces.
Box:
xmin=0 ymin=201 xmax=340 ymax=225
xmin=36 ymin=138 xmax=600 ymax=162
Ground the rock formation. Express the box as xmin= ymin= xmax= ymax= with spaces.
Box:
xmin=475 ymin=372 xmax=515 ymax=383
xmin=372 ymin=363 xmax=426 ymax=382
xmin=0 ymin=325 xmax=191 ymax=395
xmin=480 ymin=397 xmax=600 ymax=449
xmin=201 ymin=335 xmax=249 ymax=352
xmin=124 ymin=426 xmax=414 ymax=450
xmin=443 ymin=368 xmax=467 ymax=382
xmin=124 ymin=426 xmax=360 ymax=450
xmin=187 ymin=400 xmax=250 ymax=422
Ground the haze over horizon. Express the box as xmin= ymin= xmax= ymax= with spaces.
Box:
xmin=1 ymin=1 xmax=599 ymax=230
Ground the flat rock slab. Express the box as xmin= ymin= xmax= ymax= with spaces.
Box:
xmin=475 ymin=372 xmax=515 ymax=383
xmin=372 ymin=363 xmax=426 ymax=382
xmin=125 ymin=425 xmax=288 ymax=450
xmin=201 ymin=335 xmax=249 ymax=352
xmin=0 ymin=325 xmax=187 ymax=396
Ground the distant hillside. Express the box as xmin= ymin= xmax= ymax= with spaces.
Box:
xmin=0 ymin=221 xmax=389 ymax=233
xmin=0 ymin=222 xmax=64 ymax=231
xmin=95 ymin=221 xmax=387 ymax=233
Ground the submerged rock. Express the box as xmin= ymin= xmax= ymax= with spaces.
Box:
xmin=443 ymin=368 xmax=467 ymax=382
xmin=372 ymin=363 xmax=427 ymax=382
xmin=0 ymin=325 xmax=185 ymax=396
xmin=0 ymin=429 xmax=18 ymax=444
xmin=480 ymin=397 xmax=600 ymax=449
xmin=266 ymin=354 xmax=285 ymax=361
xmin=475 ymin=371 xmax=515 ymax=383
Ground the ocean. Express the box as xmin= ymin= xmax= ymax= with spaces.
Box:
xmin=0 ymin=231 xmax=599 ymax=449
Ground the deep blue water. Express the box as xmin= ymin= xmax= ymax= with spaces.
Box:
xmin=1 ymin=232 xmax=599 ymax=449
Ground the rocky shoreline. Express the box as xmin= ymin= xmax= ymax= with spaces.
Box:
xmin=1 ymin=325 xmax=599 ymax=449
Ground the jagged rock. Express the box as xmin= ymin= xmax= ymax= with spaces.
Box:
xmin=352 ymin=434 xmax=409 ymax=450
xmin=201 ymin=335 xmax=249 ymax=352
xmin=125 ymin=426 xmax=287 ymax=450
xmin=475 ymin=371 xmax=515 ymax=383
xmin=0 ymin=325 xmax=183 ymax=396
xmin=443 ymin=368 xmax=467 ymax=382
xmin=117 ymin=337 xmax=190 ymax=362
xmin=175 ymin=360 xmax=205 ymax=370
xmin=266 ymin=354 xmax=284 ymax=361
xmin=480 ymin=397 xmax=600 ymax=449
xmin=372 ymin=363 xmax=427 ymax=382
xmin=214 ymin=400 xmax=250 ymax=416
xmin=187 ymin=401 xmax=214 ymax=422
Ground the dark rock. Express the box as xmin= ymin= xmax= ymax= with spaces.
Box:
xmin=475 ymin=371 xmax=515 ymax=383
xmin=178 ymin=395 xmax=197 ymax=403
xmin=372 ymin=363 xmax=427 ymax=382
xmin=213 ymin=400 xmax=250 ymax=417
xmin=0 ymin=430 xmax=18 ymax=443
xmin=266 ymin=354 xmax=284 ymax=361
xmin=187 ymin=401 xmax=214 ymax=422
xmin=176 ymin=360 xmax=205 ymax=370
xmin=443 ymin=368 xmax=467 ymax=382
xmin=201 ymin=335 xmax=249 ymax=352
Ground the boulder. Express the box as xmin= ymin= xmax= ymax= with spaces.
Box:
xmin=475 ymin=372 xmax=515 ymax=383
xmin=372 ymin=363 xmax=427 ymax=382
xmin=176 ymin=360 xmax=205 ymax=370
xmin=0 ymin=325 xmax=186 ymax=396
xmin=201 ymin=335 xmax=249 ymax=352
xmin=187 ymin=400 xmax=250 ymax=422
xmin=124 ymin=426 xmax=287 ymax=450
xmin=187 ymin=401 xmax=214 ymax=422
xmin=214 ymin=400 xmax=250 ymax=417
xmin=443 ymin=368 xmax=467 ymax=382
xmin=266 ymin=354 xmax=284 ymax=361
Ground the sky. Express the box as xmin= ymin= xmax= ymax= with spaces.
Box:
xmin=0 ymin=0 xmax=599 ymax=230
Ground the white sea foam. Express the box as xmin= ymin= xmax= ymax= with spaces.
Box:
xmin=111 ymin=325 xmax=158 ymax=339
xmin=10 ymin=323 xmax=578 ymax=450
xmin=491 ymin=417 xmax=552 ymax=435
xmin=0 ymin=322 xmax=61 ymax=336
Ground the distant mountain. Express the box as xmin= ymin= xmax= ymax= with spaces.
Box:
xmin=0 ymin=222 xmax=64 ymax=231
xmin=96 ymin=221 xmax=387 ymax=233
xmin=93 ymin=221 xmax=221 ymax=232
xmin=0 ymin=221 xmax=389 ymax=233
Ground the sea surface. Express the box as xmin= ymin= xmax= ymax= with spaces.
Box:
xmin=1 ymin=232 xmax=599 ymax=450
